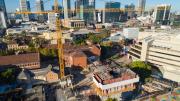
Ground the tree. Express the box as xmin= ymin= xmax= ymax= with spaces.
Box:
xmin=39 ymin=48 xmax=57 ymax=59
xmin=21 ymin=30 xmax=27 ymax=37
xmin=74 ymin=39 xmax=86 ymax=45
xmin=88 ymin=34 xmax=101 ymax=44
xmin=106 ymin=98 xmax=118 ymax=101
xmin=130 ymin=61 xmax=152 ymax=82
xmin=0 ymin=68 xmax=16 ymax=84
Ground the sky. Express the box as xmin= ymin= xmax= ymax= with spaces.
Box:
xmin=4 ymin=0 xmax=180 ymax=12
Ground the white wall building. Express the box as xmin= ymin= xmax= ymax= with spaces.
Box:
xmin=128 ymin=33 xmax=180 ymax=82
xmin=123 ymin=28 xmax=139 ymax=40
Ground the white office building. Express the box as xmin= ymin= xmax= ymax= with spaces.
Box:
xmin=128 ymin=32 xmax=180 ymax=82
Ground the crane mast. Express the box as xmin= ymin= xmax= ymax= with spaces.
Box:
xmin=54 ymin=0 xmax=65 ymax=79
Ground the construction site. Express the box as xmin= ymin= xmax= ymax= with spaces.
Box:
xmin=1 ymin=0 xmax=180 ymax=101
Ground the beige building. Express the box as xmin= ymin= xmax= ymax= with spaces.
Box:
xmin=7 ymin=41 xmax=28 ymax=50
xmin=128 ymin=33 xmax=180 ymax=82
xmin=62 ymin=19 xmax=85 ymax=28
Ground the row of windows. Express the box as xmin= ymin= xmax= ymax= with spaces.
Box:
xmin=148 ymin=54 xmax=180 ymax=63
xmin=148 ymin=59 xmax=180 ymax=68
xmin=18 ymin=62 xmax=39 ymax=68
xmin=149 ymin=50 xmax=180 ymax=58
xmin=128 ymin=51 xmax=140 ymax=59
xmin=130 ymin=48 xmax=141 ymax=54
xmin=134 ymin=44 xmax=142 ymax=50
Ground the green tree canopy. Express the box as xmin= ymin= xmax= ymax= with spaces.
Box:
xmin=106 ymin=98 xmax=118 ymax=101
xmin=0 ymin=68 xmax=17 ymax=84
xmin=130 ymin=61 xmax=152 ymax=82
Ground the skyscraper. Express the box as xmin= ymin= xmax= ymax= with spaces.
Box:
xmin=36 ymin=0 xmax=45 ymax=22
xmin=105 ymin=1 xmax=121 ymax=23
xmin=75 ymin=0 xmax=95 ymax=23
xmin=125 ymin=3 xmax=135 ymax=19
xmin=27 ymin=0 xmax=31 ymax=11
xmin=20 ymin=0 xmax=31 ymax=21
xmin=153 ymin=4 xmax=171 ymax=25
xmin=84 ymin=0 xmax=96 ymax=23
xmin=75 ymin=0 xmax=83 ymax=19
xmin=0 ymin=11 xmax=7 ymax=28
xmin=138 ymin=0 xmax=146 ymax=16
xmin=0 ymin=0 xmax=7 ymax=13
xmin=0 ymin=0 xmax=7 ymax=28
xmin=63 ymin=0 xmax=71 ymax=19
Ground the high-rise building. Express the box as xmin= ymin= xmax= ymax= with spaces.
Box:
xmin=36 ymin=0 xmax=44 ymax=12
xmin=0 ymin=11 xmax=7 ymax=28
xmin=75 ymin=0 xmax=83 ymax=19
xmin=27 ymin=0 xmax=31 ymax=11
xmin=105 ymin=1 xmax=121 ymax=23
xmin=20 ymin=0 xmax=31 ymax=21
xmin=138 ymin=0 xmax=146 ymax=16
xmin=83 ymin=0 xmax=96 ymax=23
xmin=0 ymin=0 xmax=7 ymax=13
xmin=153 ymin=4 xmax=171 ymax=25
xmin=0 ymin=0 xmax=7 ymax=28
xmin=36 ymin=0 xmax=45 ymax=22
xmin=63 ymin=0 xmax=71 ymax=19
xmin=125 ymin=3 xmax=135 ymax=19
xmin=52 ymin=5 xmax=63 ymax=18
xmin=75 ymin=0 xmax=95 ymax=24
xmin=95 ymin=10 xmax=103 ymax=23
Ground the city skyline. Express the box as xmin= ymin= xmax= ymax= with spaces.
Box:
xmin=4 ymin=0 xmax=180 ymax=12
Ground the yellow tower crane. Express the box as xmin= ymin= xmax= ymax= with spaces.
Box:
xmin=16 ymin=0 xmax=65 ymax=79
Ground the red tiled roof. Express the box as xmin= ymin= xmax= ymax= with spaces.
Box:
xmin=0 ymin=53 xmax=40 ymax=66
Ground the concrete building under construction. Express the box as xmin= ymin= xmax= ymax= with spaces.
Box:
xmin=92 ymin=66 xmax=139 ymax=100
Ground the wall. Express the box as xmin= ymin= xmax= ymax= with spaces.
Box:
xmin=72 ymin=55 xmax=87 ymax=68
xmin=46 ymin=71 xmax=59 ymax=82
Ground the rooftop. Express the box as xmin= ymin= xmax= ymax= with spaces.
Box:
xmin=94 ymin=66 xmax=137 ymax=85
xmin=0 ymin=53 xmax=40 ymax=66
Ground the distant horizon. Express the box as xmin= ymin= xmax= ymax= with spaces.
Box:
xmin=4 ymin=0 xmax=180 ymax=13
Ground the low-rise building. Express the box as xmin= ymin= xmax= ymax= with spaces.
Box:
xmin=64 ymin=44 xmax=101 ymax=68
xmin=92 ymin=66 xmax=139 ymax=100
xmin=6 ymin=41 xmax=28 ymax=50
xmin=0 ymin=53 xmax=40 ymax=70
xmin=63 ymin=29 xmax=98 ymax=41
xmin=62 ymin=19 xmax=85 ymax=28
xmin=30 ymin=66 xmax=59 ymax=83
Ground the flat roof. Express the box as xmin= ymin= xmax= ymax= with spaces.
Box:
xmin=94 ymin=65 xmax=137 ymax=84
